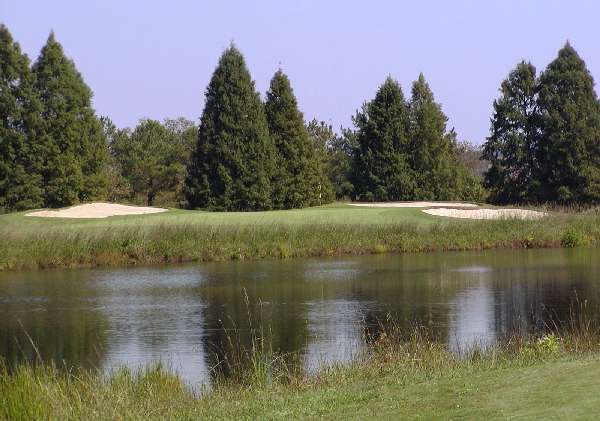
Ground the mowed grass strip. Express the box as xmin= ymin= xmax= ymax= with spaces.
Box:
xmin=1 ymin=203 xmax=599 ymax=271
xmin=212 ymin=356 xmax=600 ymax=419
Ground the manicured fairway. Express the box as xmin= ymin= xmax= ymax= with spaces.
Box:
xmin=0 ymin=203 xmax=436 ymax=232
xmin=195 ymin=356 xmax=600 ymax=419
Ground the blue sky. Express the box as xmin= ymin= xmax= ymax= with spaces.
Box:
xmin=3 ymin=0 xmax=599 ymax=144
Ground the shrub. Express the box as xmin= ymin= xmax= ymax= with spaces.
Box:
xmin=561 ymin=228 xmax=587 ymax=248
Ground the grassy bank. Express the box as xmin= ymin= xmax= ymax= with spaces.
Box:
xmin=1 ymin=203 xmax=600 ymax=271
xmin=3 ymin=329 xmax=600 ymax=420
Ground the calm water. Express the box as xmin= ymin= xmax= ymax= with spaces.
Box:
xmin=1 ymin=248 xmax=599 ymax=385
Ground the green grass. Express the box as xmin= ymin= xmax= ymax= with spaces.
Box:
xmin=2 ymin=333 xmax=600 ymax=420
xmin=1 ymin=202 xmax=600 ymax=271
xmin=0 ymin=202 xmax=435 ymax=230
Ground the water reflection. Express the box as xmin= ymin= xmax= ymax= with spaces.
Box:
xmin=0 ymin=270 xmax=108 ymax=369
xmin=303 ymin=299 xmax=367 ymax=373
xmin=93 ymin=267 xmax=210 ymax=383
xmin=0 ymin=248 xmax=599 ymax=385
xmin=448 ymin=278 xmax=496 ymax=353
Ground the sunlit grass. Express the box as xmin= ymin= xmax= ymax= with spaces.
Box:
xmin=1 ymin=204 xmax=599 ymax=271
xmin=2 ymin=322 xmax=600 ymax=420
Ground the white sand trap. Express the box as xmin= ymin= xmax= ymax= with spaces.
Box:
xmin=348 ymin=201 xmax=479 ymax=208
xmin=26 ymin=202 xmax=168 ymax=219
xmin=423 ymin=208 xmax=547 ymax=220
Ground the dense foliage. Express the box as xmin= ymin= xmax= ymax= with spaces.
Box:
xmin=483 ymin=62 xmax=543 ymax=204
xmin=2 ymin=24 xmax=599 ymax=211
xmin=0 ymin=25 xmax=45 ymax=212
xmin=456 ymin=140 xmax=488 ymax=180
xmin=1 ymin=27 xmax=109 ymax=211
xmin=408 ymin=74 xmax=483 ymax=201
xmin=351 ymin=77 xmax=412 ymax=201
xmin=351 ymin=75 xmax=482 ymax=201
xmin=483 ymin=43 xmax=600 ymax=204
xmin=307 ymin=119 xmax=354 ymax=200
xmin=537 ymin=43 xmax=600 ymax=203
xmin=109 ymin=118 xmax=196 ymax=206
xmin=32 ymin=32 xmax=108 ymax=207
xmin=185 ymin=45 xmax=275 ymax=211
xmin=266 ymin=70 xmax=331 ymax=208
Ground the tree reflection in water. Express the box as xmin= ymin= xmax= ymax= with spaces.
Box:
xmin=0 ymin=248 xmax=599 ymax=385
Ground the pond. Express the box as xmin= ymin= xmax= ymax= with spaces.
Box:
xmin=1 ymin=248 xmax=599 ymax=385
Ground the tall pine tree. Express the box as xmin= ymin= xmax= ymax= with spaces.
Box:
xmin=0 ymin=24 xmax=45 ymax=211
xmin=482 ymin=61 xmax=540 ymax=204
xmin=185 ymin=45 xmax=274 ymax=211
xmin=32 ymin=32 xmax=107 ymax=207
xmin=265 ymin=69 xmax=327 ymax=208
xmin=537 ymin=42 xmax=600 ymax=203
xmin=351 ymin=77 xmax=414 ymax=201
xmin=409 ymin=73 xmax=482 ymax=201
xmin=409 ymin=73 xmax=453 ymax=199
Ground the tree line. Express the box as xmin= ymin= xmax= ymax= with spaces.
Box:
xmin=482 ymin=42 xmax=600 ymax=204
xmin=2 ymin=24 xmax=599 ymax=212
xmin=1 ymin=27 xmax=106 ymax=210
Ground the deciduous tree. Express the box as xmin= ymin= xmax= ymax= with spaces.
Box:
xmin=112 ymin=119 xmax=194 ymax=206
xmin=307 ymin=119 xmax=351 ymax=200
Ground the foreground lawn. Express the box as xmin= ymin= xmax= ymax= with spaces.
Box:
xmin=1 ymin=202 xmax=599 ymax=271
xmin=3 ymin=353 xmax=599 ymax=420
xmin=205 ymin=356 xmax=600 ymax=419
xmin=4 ymin=318 xmax=600 ymax=419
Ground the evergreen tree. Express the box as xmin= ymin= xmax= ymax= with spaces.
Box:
xmin=265 ymin=70 xmax=327 ymax=208
xmin=185 ymin=45 xmax=274 ymax=210
xmin=351 ymin=77 xmax=414 ymax=201
xmin=482 ymin=61 xmax=540 ymax=204
xmin=307 ymin=119 xmax=351 ymax=199
xmin=0 ymin=24 xmax=45 ymax=211
xmin=408 ymin=74 xmax=483 ymax=201
xmin=32 ymin=32 xmax=107 ymax=207
xmin=536 ymin=42 xmax=600 ymax=203
xmin=408 ymin=73 xmax=455 ymax=199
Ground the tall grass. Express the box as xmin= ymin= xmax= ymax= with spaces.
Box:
xmin=2 ymin=321 xmax=600 ymax=420
xmin=207 ymin=289 xmax=302 ymax=388
xmin=0 ymin=362 xmax=196 ymax=421
xmin=1 ymin=212 xmax=600 ymax=271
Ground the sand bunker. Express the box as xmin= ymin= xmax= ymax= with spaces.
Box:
xmin=26 ymin=203 xmax=168 ymax=219
xmin=348 ymin=202 xmax=479 ymax=208
xmin=422 ymin=208 xmax=547 ymax=220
